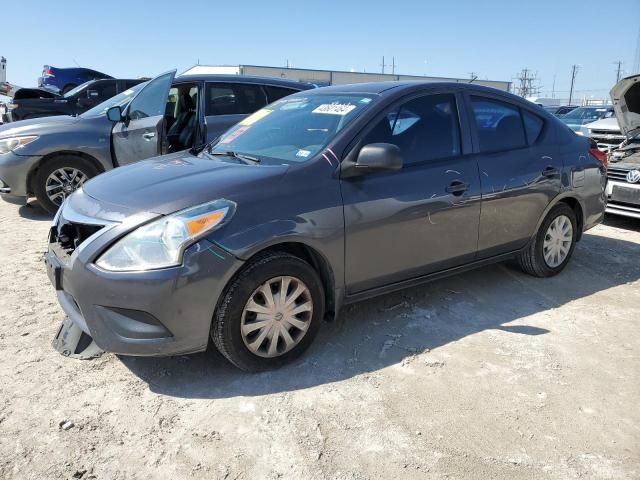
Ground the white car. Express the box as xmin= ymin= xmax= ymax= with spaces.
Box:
xmin=605 ymin=75 xmax=640 ymax=219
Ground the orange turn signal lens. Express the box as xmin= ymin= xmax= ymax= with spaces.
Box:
xmin=186 ymin=209 xmax=228 ymax=236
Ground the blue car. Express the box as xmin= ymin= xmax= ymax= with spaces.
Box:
xmin=38 ymin=65 xmax=112 ymax=94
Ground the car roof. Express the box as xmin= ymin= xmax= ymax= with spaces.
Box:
xmin=174 ymin=74 xmax=315 ymax=90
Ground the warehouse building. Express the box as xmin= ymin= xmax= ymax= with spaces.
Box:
xmin=182 ymin=64 xmax=511 ymax=91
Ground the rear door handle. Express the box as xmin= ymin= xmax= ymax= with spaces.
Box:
xmin=446 ymin=180 xmax=469 ymax=195
xmin=142 ymin=132 xmax=156 ymax=140
xmin=542 ymin=166 xmax=559 ymax=178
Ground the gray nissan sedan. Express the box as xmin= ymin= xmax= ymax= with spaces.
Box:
xmin=46 ymin=82 xmax=606 ymax=371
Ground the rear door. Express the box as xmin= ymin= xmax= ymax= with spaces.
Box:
xmin=342 ymin=91 xmax=482 ymax=293
xmin=111 ymin=70 xmax=176 ymax=166
xmin=466 ymin=94 xmax=562 ymax=257
xmin=203 ymin=82 xmax=268 ymax=142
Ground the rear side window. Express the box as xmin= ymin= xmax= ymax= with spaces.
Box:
xmin=523 ymin=110 xmax=544 ymax=144
xmin=470 ymin=96 xmax=526 ymax=152
xmin=88 ymin=81 xmax=116 ymax=99
xmin=205 ymin=83 xmax=267 ymax=116
xmin=264 ymin=85 xmax=299 ymax=103
xmin=362 ymin=93 xmax=461 ymax=165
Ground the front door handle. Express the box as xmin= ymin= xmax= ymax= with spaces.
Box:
xmin=542 ymin=166 xmax=559 ymax=178
xmin=142 ymin=132 xmax=156 ymax=140
xmin=446 ymin=180 xmax=469 ymax=195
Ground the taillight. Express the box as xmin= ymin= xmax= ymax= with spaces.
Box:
xmin=42 ymin=66 xmax=55 ymax=78
xmin=589 ymin=147 xmax=608 ymax=168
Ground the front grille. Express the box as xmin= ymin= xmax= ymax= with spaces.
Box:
xmin=607 ymin=166 xmax=631 ymax=182
xmin=50 ymin=215 xmax=105 ymax=256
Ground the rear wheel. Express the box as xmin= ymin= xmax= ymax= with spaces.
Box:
xmin=34 ymin=156 xmax=100 ymax=214
xmin=518 ymin=203 xmax=577 ymax=277
xmin=211 ymin=252 xmax=325 ymax=372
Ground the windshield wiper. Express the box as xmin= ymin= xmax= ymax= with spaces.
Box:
xmin=208 ymin=150 xmax=261 ymax=164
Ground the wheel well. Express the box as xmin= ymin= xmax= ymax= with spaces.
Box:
xmin=246 ymin=242 xmax=336 ymax=320
xmin=558 ymin=197 xmax=584 ymax=241
xmin=27 ymin=151 xmax=105 ymax=195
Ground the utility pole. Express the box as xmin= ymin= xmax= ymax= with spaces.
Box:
xmin=513 ymin=68 xmax=540 ymax=98
xmin=614 ymin=61 xmax=623 ymax=82
xmin=380 ymin=56 xmax=392 ymax=75
xmin=468 ymin=72 xmax=478 ymax=83
xmin=551 ymin=73 xmax=556 ymax=99
xmin=391 ymin=56 xmax=396 ymax=75
xmin=568 ymin=65 xmax=579 ymax=106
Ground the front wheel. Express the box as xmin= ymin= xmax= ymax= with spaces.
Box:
xmin=34 ymin=156 xmax=100 ymax=214
xmin=211 ymin=252 xmax=325 ymax=372
xmin=518 ymin=203 xmax=578 ymax=277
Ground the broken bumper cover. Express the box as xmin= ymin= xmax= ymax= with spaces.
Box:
xmin=46 ymin=237 xmax=243 ymax=357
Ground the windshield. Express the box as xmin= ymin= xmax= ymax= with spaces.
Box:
xmin=80 ymin=82 xmax=146 ymax=118
xmin=209 ymin=94 xmax=376 ymax=163
xmin=63 ymin=81 xmax=93 ymax=98
xmin=561 ymin=107 xmax=613 ymax=121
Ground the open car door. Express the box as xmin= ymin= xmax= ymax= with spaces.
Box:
xmin=111 ymin=70 xmax=176 ymax=166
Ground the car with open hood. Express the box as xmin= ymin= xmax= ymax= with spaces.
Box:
xmin=0 ymin=71 xmax=312 ymax=213
xmin=44 ymin=81 xmax=606 ymax=371
xmin=605 ymin=74 xmax=640 ymax=219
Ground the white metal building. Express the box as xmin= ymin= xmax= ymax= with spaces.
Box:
xmin=182 ymin=64 xmax=511 ymax=91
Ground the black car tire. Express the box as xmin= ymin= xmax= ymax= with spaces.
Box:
xmin=34 ymin=156 xmax=100 ymax=214
xmin=61 ymin=84 xmax=78 ymax=95
xmin=518 ymin=203 xmax=577 ymax=277
xmin=211 ymin=252 xmax=325 ymax=372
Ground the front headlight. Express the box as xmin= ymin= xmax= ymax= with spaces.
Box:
xmin=96 ymin=199 xmax=236 ymax=272
xmin=0 ymin=136 xmax=39 ymax=154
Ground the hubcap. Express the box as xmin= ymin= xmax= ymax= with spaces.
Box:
xmin=45 ymin=167 xmax=88 ymax=206
xmin=241 ymin=276 xmax=313 ymax=358
xmin=543 ymin=215 xmax=573 ymax=268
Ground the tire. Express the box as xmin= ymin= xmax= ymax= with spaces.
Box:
xmin=61 ymin=84 xmax=77 ymax=95
xmin=211 ymin=252 xmax=325 ymax=372
xmin=518 ymin=203 xmax=578 ymax=277
xmin=34 ymin=155 xmax=100 ymax=214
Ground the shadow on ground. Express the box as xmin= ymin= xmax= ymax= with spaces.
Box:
xmin=122 ymin=229 xmax=640 ymax=399
xmin=18 ymin=200 xmax=52 ymax=221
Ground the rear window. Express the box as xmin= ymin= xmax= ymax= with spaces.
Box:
xmin=523 ymin=110 xmax=544 ymax=144
xmin=205 ymin=83 xmax=268 ymax=116
xmin=264 ymin=85 xmax=299 ymax=103
xmin=470 ymin=96 xmax=527 ymax=153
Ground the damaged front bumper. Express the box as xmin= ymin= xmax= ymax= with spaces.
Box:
xmin=46 ymin=192 xmax=244 ymax=358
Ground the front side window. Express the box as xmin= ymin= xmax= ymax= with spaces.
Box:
xmin=127 ymin=72 xmax=174 ymax=120
xmin=87 ymin=81 xmax=116 ymax=99
xmin=362 ymin=94 xmax=461 ymax=165
xmin=205 ymin=83 xmax=268 ymax=116
xmin=471 ymin=96 xmax=526 ymax=152
xmin=210 ymin=94 xmax=375 ymax=163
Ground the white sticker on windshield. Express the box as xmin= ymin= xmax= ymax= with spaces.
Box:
xmin=313 ymin=103 xmax=357 ymax=116
xmin=296 ymin=149 xmax=311 ymax=158
xmin=123 ymin=89 xmax=134 ymax=95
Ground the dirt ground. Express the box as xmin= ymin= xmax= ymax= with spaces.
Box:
xmin=0 ymin=199 xmax=639 ymax=480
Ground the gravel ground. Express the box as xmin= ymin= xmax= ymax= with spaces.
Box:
xmin=0 ymin=199 xmax=639 ymax=480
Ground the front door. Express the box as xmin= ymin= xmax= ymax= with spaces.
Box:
xmin=341 ymin=93 xmax=481 ymax=294
xmin=111 ymin=70 xmax=176 ymax=166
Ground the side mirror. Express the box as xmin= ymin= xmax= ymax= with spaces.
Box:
xmin=106 ymin=106 xmax=122 ymax=122
xmin=341 ymin=143 xmax=403 ymax=178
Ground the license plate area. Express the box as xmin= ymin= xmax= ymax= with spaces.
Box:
xmin=45 ymin=255 xmax=63 ymax=291
xmin=612 ymin=185 xmax=640 ymax=205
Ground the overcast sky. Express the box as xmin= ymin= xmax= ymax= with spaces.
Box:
xmin=2 ymin=0 xmax=639 ymax=100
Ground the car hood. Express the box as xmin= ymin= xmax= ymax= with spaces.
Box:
xmin=0 ymin=115 xmax=82 ymax=138
xmin=610 ymin=74 xmax=640 ymax=139
xmin=82 ymin=152 xmax=290 ymax=215
xmin=584 ymin=117 xmax=620 ymax=131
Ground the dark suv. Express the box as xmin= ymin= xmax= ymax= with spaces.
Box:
xmin=0 ymin=71 xmax=312 ymax=212
xmin=45 ymin=81 xmax=607 ymax=371
xmin=7 ymin=79 xmax=146 ymax=122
